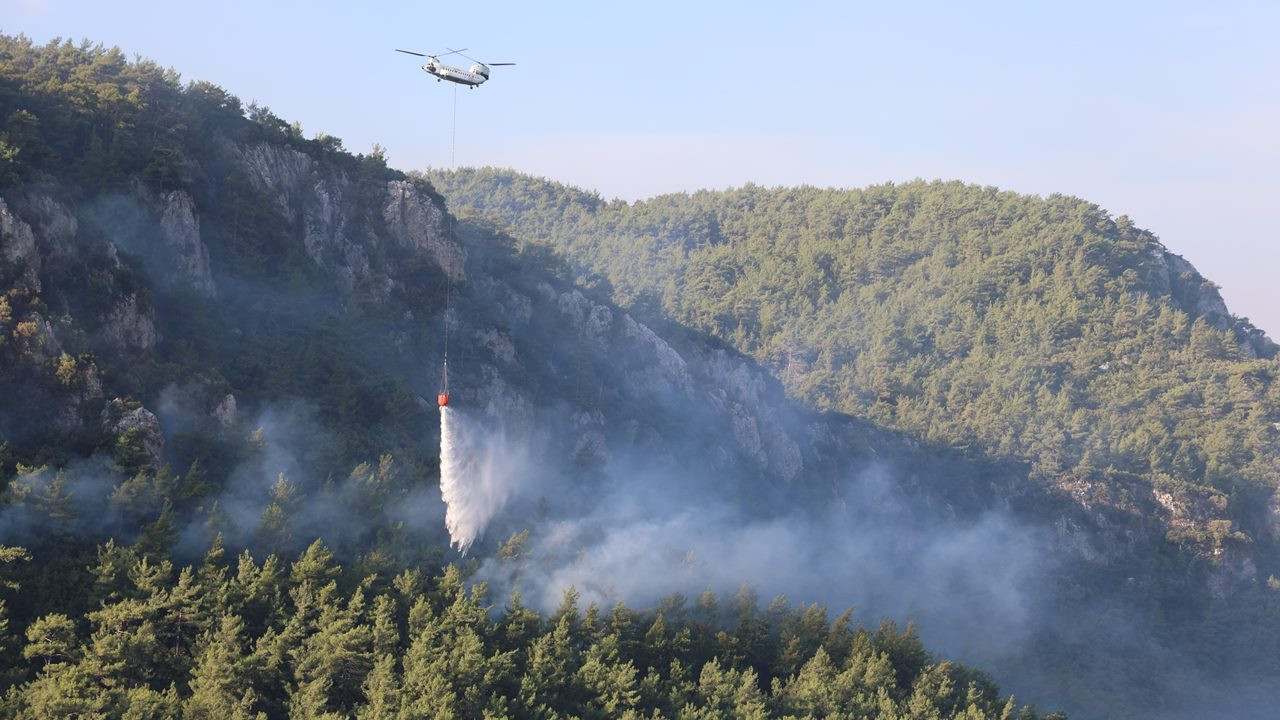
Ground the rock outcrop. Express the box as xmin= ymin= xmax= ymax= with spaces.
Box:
xmin=0 ymin=196 xmax=41 ymax=291
xmin=474 ymin=276 xmax=807 ymax=485
xmin=384 ymin=180 xmax=463 ymax=281
xmin=212 ymin=393 xmax=238 ymax=427
xmin=225 ymin=142 xmax=463 ymax=299
xmin=134 ymin=183 xmax=216 ymax=297
xmin=1151 ymin=247 xmax=1277 ymax=357
xmin=101 ymin=398 xmax=165 ymax=467
xmin=101 ymin=294 xmax=158 ymax=350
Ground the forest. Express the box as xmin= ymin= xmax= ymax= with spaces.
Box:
xmin=0 ymin=35 xmax=1070 ymax=718
xmin=427 ymin=167 xmax=1280 ymax=568
xmin=3 ymin=32 xmax=1280 ymax=718
xmin=0 ymin=535 xmax=1061 ymax=719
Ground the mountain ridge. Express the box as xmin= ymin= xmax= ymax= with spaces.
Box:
xmin=428 ymin=167 xmax=1280 ymax=575
xmin=2 ymin=34 xmax=1279 ymax=717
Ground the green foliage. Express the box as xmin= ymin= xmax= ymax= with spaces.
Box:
xmin=429 ymin=168 xmax=1280 ymax=548
xmin=2 ymin=30 xmax=1277 ymax=719
xmin=0 ymin=539 xmax=1052 ymax=718
xmin=0 ymin=33 xmax=444 ymax=524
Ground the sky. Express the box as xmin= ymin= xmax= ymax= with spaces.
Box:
xmin=5 ymin=0 xmax=1278 ymax=335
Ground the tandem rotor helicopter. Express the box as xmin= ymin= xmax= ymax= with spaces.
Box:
xmin=395 ymin=47 xmax=515 ymax=88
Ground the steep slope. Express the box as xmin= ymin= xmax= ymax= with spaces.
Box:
xmin=428 ymin=168 xmax=1280 ymax=718
xmin=429 ymin=167 xmax=1280 ymax=580
xmin=0 ymin=36 xmax=1079 ymax=718
xmin=2 ymin=35 xmax=1279 ymax=717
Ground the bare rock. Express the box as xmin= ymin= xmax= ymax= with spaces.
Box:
xmin=1152 ymin=485 xmax=1228 ymax=531
xmin=503 ymin=288 xmax=533 ymax=325
xmin=700 ymin=349 xmax=804 ymax=482
xmin=620 ymin=314 xmax=693 ymax=395
xmin=556 ymin=290 xmax=614 ymax=346
xmin=18 ymin=192 xmax=78 ymax=259
xmin=1266 ymin=492 xmax=1280 ymax=543
xmin=80 ymin=361 xmax=104 ymax=400
xmin=228 ymin=141 xmax=394 ymax=298
xmin=1053 ymin=516 xmax=1105 ymax=563
xmin=101 ymin=398 xmax=165 ymax=467
xmin=144 ymin=185 xmax=216 ymax=297
xmin=52 ymin=360 xmax=105 ymax=431
xmin=384 ymin=180 xmax=464 ymax=281
xmin=300 ymin=178 xmax=363 ymax=291
xmin=230 ymin=141 xmax=317 ymax=221
xmin=475 ymin=364 xmax=536 ymax=427
xmin=101 ymin=294 xmax=159 ymax=350
xmin=213 ymin=393 xmax=239 ymax=427
xmin=0 ymin=196 xmax=41 ymax=290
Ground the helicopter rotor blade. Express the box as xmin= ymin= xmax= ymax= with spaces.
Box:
xmin=447 ymin=48 xmax=482 ymax=64
xmin=403 ymin=46 xmax=511 ymax=66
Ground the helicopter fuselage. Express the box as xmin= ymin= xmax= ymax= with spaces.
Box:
xmin=422 ymin=60 xmax=488 ymax=87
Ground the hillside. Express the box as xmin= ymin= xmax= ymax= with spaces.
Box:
xmin=1 ymin=34 xmax=1279 ymax=718
xmin=429 ymin=168 xmax=1280 ymax=578
xmin=0 ymin=36 xmax=1081 ymax=718
xmin=425 ymin=170 xmax=1280 ymax=718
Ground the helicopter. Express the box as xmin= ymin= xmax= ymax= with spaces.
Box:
xmin=395 ymin=47 xmax=515 ymax=88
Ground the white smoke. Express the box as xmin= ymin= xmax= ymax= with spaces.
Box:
xmin=474 ymin=463 xmax=1043 ymax=664
xmin=438 ymin=406 xmax=522 ymax=553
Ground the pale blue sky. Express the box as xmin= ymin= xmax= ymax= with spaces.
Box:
xmin=6 ymin=0 xmax=1278 ymax=335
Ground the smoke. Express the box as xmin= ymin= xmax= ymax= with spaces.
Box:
xmin=438 ymin=405 xmax=524 ymax=553
xmin=474 ymin=457 xmax=1045 ymax=664
xmin=0 ymin=456 xmax=163 ymax=545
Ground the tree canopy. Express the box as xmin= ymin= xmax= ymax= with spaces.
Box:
xmin=429 ymin=167 xmax=1280 ymax=562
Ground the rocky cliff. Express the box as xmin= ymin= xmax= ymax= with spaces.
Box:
xmin=3 ymin=42 xmax=1279 ymax=718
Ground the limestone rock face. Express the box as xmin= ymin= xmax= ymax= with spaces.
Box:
xmin=477 ymin=273 xmax=807 ymax=484
xmin=225 ymin=143 xmax=463 ymax=299
xmin=1158 ymin=251 xmax=1229 ymax=322
xmin=1268 ymin=493 xmax=1280 ymax=543
xmin=18 ymin=192 xmax=78 ymax=259
xmin=231 ymin=141 xmax=317 ymax=214
xmin=213 ymin=394 xmax=239 ymax=427
xmin=53 ymin=360 xmax=105 ymax=431
xmin=1152 ymin=248 xmax=1277 ymax=357
xmin=618 ymin=314 xmax=693 ymax=396
xmin=101 ymin=399 xmax=165 ymax=467
xmin=384 ymin=180 xmax=464 ymax=281
xmin=228 ymin=141 xmax=369 ymax=293
xmin=1208 ymin=543 xmax=1258 ymax=599
xmin=134 ymin=183 xmax=216 ymax=297
xmin=698 ymin=348 xmax=804 ymax=482
xmin=101 ymin=294 xmax=158 ymax=350
xmin=556 ymin=290 xmax=613 ymax=346
xmin=0 ymin=196 xmax=41 ymax=291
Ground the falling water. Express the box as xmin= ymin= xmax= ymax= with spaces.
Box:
xmin=439 ymin=405 xmax=515 ymax=553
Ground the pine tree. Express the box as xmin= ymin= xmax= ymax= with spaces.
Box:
xmin=17 ymin=662 xmax=112 ymax=720
xmin=22 ymin=613 xmax=79 ymax=667
xmin=183 ymin=614 xmax=259 ymax=720
xmin=0 ymin=545 xmax=30 ymax=663
xmin=289 ymin=587 xmax=374 ymax=715
xmin=355 ymin=654 xmax=402 ymax=720
xmin=256 ymin=473 xmax=301 ymax=553
xmin=685 ymin=659 xmax=768 ymax=720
